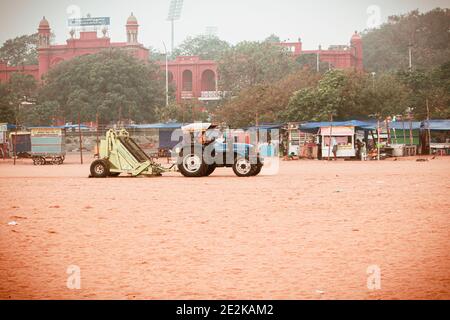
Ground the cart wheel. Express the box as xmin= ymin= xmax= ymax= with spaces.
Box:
xmin=90 ymin=160 xmax=110 ymax=178
xmin=35 ymin=157 xmax=46 ymax=166
xmin=57 ymin=157 xmax=64 ymax=165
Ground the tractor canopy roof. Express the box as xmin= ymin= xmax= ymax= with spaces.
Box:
xmin=181 ymin=123 xmax=217 ymax=132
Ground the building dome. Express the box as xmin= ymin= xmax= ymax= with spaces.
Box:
xmin=351 ymin=31 xmax=361 ymax=40
xmin=126 ymin=13 xmax=138 ymax=25
xmin=39 ymin=16 xmax=50 ymax=28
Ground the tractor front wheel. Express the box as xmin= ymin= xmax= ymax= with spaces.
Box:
xmin=90 ymin=159 xmax=110 ymax=178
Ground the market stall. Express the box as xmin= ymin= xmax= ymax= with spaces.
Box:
xmin=320 ymin=126 xmax=356 ymax=158
xmin=421 ymin=120 xmax=450 ymax=155
xmin=30 ymin=127 xmax=66 ymax=165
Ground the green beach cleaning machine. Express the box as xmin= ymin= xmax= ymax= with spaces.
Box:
xmin=89 ymin=129 xmax=175 ymax=178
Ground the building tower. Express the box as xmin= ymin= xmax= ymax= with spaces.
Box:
xmin=38 ymin=16 xmax=51 ymax=79
xmin=350 ymin=31 xmax=363 ymax=71
xmin=126 ymin=13 xmax=139 ymax=44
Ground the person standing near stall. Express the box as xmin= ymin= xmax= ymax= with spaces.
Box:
xmin=331 ymin=136 xmax=338 ymax=160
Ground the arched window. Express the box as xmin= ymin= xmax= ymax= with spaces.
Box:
xmin=201 ymin=69 xmax=216 ymax=91
xmin=182 ymin=70 xmax=193 ymax=91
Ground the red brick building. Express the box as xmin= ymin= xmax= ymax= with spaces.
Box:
xmin=276 ymin=32 xmax=363 ymax=71
xmin=0 ymin=14 xmax=362 ymax=104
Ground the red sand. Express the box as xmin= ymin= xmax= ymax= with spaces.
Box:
xmin=0 ymin=154 xmax=449 ymax=299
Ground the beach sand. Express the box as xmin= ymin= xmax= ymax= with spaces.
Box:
xmin=0 ymin=154 xmax=449 ymax=299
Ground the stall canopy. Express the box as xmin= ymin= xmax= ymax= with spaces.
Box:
xmin=299 ymin=120 xmax=424 ymax=132
xmin=421 ymin=120 xmax=450 ymax=131
xmin=299 ymin=120 xmax=370 ymax=132
xmin=245 ymin=123 xmax=284 ymax=131
xmin=358 ymin=121 xmax=421 ymax=130
xmin=127 ymin=123 xmax=184 ymax=130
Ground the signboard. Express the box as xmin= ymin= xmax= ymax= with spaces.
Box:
xmin=68 ymin=17 xmax=110 ymax=27
xmin=31 ymin=128 xmax=63 ymax=136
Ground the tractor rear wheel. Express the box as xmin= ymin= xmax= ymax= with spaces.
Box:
xmin=178 ymin=152 xmax=207 ymax=177
xmin=232 ymin=157 xmax=253 ymax=177
xmin=90 ymin=159 xmax=110 ymax=178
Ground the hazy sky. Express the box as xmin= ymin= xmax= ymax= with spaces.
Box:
xmin=0 ymin=0 xmax=449 ymax=51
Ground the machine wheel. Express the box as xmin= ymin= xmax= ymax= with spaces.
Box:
xmin=90 ymin=160 xmax=110 ymax=178
xmin=34 ymin=157 xmax=46 ymax=166
xmin=178 ymin=152 xmax=207 ymax=177
xmin=232 ymin=157 xmax=253 ymax=177
xmin=204 ymin=164 xmax=216 ymax=176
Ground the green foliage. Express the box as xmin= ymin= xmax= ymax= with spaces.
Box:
xmin=22 ymin=101 xmax=59 ymax=126
xmin=264 ymin=34 xmax=281 ymax=43
xmin=295 ymin=53 xmax=329 ymax=73
xmin=38 ymin=50 xmax=165 ymax=123
xmin=156 ymin=100 xmax=209 ymax=123
xmin=363 ymin=8 xmax=450 ymax=72
xmin=0 ymin=34 xmax=39 ymax=66
xmin=0 ymin=83 xmax=15 ymax=123
xmin=8 ymin=73 xmax=37 ymax=103
xmin=285 ymin=70 xmax=411 ymax=122
xmin=148 ymin=46 xmax=167 ymax=62
xmin=215 ymin=70 xmax=320 ymax=127
xmin=172 ymin=35 xmax=230 ymax=60
xmin=0 ymin=73 xmax=38 ymax=124
xmin=396 ymin=65 xmax=450 ymax=119
xmin=218 ymin=41 xmax=297 ymax=93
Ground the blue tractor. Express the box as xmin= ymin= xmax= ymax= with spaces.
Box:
xmin=175 ymin=123 xmax=263 ymax=177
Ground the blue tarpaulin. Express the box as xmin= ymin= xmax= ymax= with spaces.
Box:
xmin=420 ymin=120 xmax=450 ymax=131
xmin=245 ymin=123 xmax=284 ymax=131
xmin=357 ymin=121 xmax=422 ymax=130
xmin=299 ymin=120 xmax=423 ymax=131
xmin=127 ymin=123 xmax=184 ymax=129
xmin=299 ymin=120 xmax=371 ymax=131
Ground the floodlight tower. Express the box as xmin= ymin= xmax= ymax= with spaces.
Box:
xmin=167 ymin=0 xmax=184 ymax=53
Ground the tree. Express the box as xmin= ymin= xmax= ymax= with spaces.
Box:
xmin=7 ymin=73 xmax=38 ymax=125
xmin=215 ymin=70 xmax=320 ymax=127
xmin=38 ymin=50 xmax=165 ymax=123
xmin=264 ymin=34 xmax=281 ymax=43
xmin=0 ymin=83 xmax=15 ymax=123
xmin=0 ymin=34 xmax=39 ymax=66
xmin=397 ymin=63 xmax=450 ymax=119
xmin=284 ymin=70 xmax=411 ymax=122
xmin=148 ymin=47 xmax=166 ymax=63
xmin=8 ymin=73 xmax=38 ymax=103
xmin=23 ymin=101 xmax=59 ymax=126
xmin=295 ymin=53 xmax=329 ymax=72
xmin=218 ymin=41 xmax=297 ymax=93
xmin=172 ymin=35 xmax=230 ymax=60
xmin=362 ymin=8 xmax=450 ymax=72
